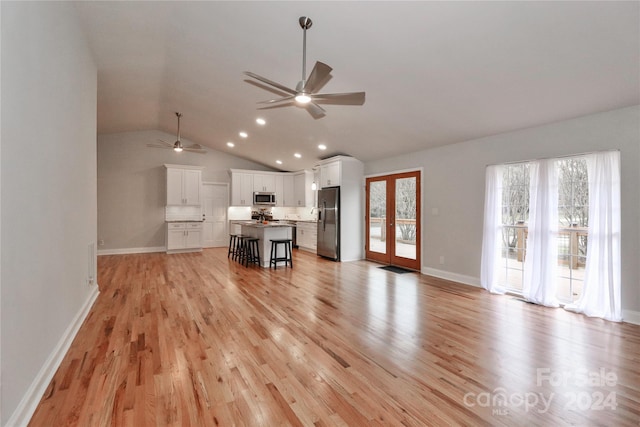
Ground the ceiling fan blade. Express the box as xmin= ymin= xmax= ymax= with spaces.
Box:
xmin=303 ymin=61 xmax=332 ymax=94
xmin=184 ymin=148 xmax=206 ymax=154
xmin=311 ymin=91 xmax=366 ymax=105
xmin=257 ymin=102 xmax=295 ymax=111
xmin=257 ymin=95 xmax=296 ymax=105
xmin=156 ymin=139 xmax=173 ymax=147
xmin=147 ymin=143 xmax=173 ymax=150
xmin=244 ymin=71 xmax=297 ymax=95
xmin=305 ymin=102 xmax=326 ymax=119
xmin=244 ymin=80 xmax=291 ymax=99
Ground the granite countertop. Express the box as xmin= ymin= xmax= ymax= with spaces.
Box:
xmin=233 ymin=221 xmax=293 ymax=228
xmin=166 ymin=220 xmax=204 ymax=223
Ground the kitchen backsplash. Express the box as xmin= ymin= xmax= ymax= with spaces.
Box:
xmin=227 ymin=206 xmax=317 ymax=222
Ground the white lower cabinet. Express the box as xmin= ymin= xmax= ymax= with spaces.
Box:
xmin=296 ymin=222 xmax=317 ymax=253
xmin=166 ymin=222 xmax=203 ymax=253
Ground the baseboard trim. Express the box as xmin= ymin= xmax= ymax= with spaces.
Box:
xmin=98 ymin=246 xmax=165 ymax=256
xmin=623 ymin=309 xmax=640 ymax=325
xmin=421 ymin=267 xmax=482 ymax=288
xmin=6 ymin=284 xmax=100 ymax=427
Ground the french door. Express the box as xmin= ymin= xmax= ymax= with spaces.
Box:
xmin=365 ymin=171 xmax=421 ymax=270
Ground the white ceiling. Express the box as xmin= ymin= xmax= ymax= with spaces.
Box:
xmin=76 ymin=1 xmax=639 ymax=171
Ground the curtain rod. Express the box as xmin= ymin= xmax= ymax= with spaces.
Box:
xmin=486 ymin=148 xmax=620 ymax=167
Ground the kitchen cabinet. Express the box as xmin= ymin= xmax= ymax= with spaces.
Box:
xmin=278 ymin=174 xmax=295 ymax=207
xmin=296 ymin=222 xmax=317 ymax=253
xmin=319 ymin=161 xmax=341 ymax=188
xmin=293 ymin=170 xmax=314 ymax=207
xmin=165 ymin=165 xmax=202 ymax=206
xmin=166 ymin=222 xmax=203 ymax=253
xmin=230 ymin=168 xmax=312 ymax=207
xmin=230 ymin=172 xmax=254 ymax=206
xmin=253 ymin=173 xmax=276 ymax=192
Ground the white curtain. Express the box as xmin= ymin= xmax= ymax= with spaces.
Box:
xmin=565 ymin=151 xmax=621 ymax=321
xmin=522 ymin=159 xmax=559 ymax=307
xmin=480 ymin=165 xmax=505 ymax=294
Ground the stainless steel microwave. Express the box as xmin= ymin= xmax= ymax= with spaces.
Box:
xmin=253 ymin=192 xmax=276 ymax=206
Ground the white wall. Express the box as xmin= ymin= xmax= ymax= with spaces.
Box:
xmin=1 ymin=2 xmax=98 ymax=424
xmin=98 ymin=130 xmax=273 ymax=251
xmin=365 ymin=106 xmax=640 ymax=318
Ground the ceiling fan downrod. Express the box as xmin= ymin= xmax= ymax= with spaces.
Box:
xmin=299 ymin=16 xmax=312 ymax=86
xmin=174 ymin=112 xmax=183 ymax=151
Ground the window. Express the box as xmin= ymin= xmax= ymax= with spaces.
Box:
xmin=499 ymin=163 xmax=529 ymax=291
xmin=557 ymin=158 xmax=588 ymax=302
xmin=482 ymin=150 xmax=621 ymax=321
xmin=496 ymin=158 xmax=588 ymax=302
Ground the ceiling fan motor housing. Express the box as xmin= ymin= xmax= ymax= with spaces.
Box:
xmin=299 ymin=16 xmax=312 ymax=29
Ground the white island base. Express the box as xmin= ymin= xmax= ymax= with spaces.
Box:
xmin=235 ymin=222 xmax=293 ymax=268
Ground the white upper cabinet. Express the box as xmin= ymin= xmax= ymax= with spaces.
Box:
xmin=319 ymin=161 xmax=341 ymax=188
xmin=253 ymin=173 xmax=276 ymax=192
xmin=165 ymin=165 xmax=203 ymax=206
xmin=230 ymin=169 xmax=313 ymax=207
xmin=230 ymin=172 xmax=254 ymax=206
xmin=281 ymin=174 xmax=295 ymax=207
xmin=293 ymin=170 xmax=314 ymax=207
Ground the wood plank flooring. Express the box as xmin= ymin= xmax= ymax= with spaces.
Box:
xmin=28 ymin=248 xmax=640 ymax=426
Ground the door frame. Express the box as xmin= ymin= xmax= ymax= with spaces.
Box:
xmin=365 ymin=168 xmax=422 ymax=270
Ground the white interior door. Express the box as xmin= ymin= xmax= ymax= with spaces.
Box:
xmin=202 ymin=183 xmax=229 ymax=247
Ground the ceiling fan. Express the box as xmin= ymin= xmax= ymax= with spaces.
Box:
xmin=146 ymin=112 xmax=206 ymax=154
xmin=244 ymin=16 xmax=365 ymax=119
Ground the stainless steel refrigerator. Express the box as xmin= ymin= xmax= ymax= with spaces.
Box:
xmin=317 ymin=187 xmax=340 ymax=260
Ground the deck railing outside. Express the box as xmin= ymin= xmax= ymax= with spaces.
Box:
xmin=502 ymin=223 xmax=587 ymax=302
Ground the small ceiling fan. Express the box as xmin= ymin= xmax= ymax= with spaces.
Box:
xmin=146 ymin=112 xmax=206 ymax=154
xmin=244 ymin=16 xmax=365 ymax=119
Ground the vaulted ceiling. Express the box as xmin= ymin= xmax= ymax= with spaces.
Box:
xmin=76 ymin=1 xmax=639 ymax=171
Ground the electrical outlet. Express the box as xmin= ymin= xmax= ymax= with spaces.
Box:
xmin=98 ymin=239 xmax=105 ymax=246
xmin=439 ymin=256 xmax=445 ymax=265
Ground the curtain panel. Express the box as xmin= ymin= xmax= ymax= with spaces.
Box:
xmin=480 ymin=165 xmax=505 ymax=294
xmin=565 ymin=151 xmax=622 ymax=321
xmin=522 ymin=159 xmax=559 ymax=307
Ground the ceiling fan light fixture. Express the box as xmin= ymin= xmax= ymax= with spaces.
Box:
xmin=295 ymin=93 xmax=312 ymax=104
xmin=173 ymin=141 xmax=183 ymax=152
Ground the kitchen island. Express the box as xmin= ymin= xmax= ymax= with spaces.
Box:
xmin=233 ymin=221 xmax=293 ymax=268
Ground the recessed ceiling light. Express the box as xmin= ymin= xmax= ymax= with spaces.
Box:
xmin=294 ymin=153 xmax=302 ymax=158
xmin=318 ymin=144 xmax=327 ymax=150
xmin=256 ymin=118 xmax=266 ymax=126
xmin=239 ymin=131 xmax=248 ymax=138
xmin=276 ymin=160 xmax=283 ymax=165
xmin=226 ymin=142 xmax=235 ymax=147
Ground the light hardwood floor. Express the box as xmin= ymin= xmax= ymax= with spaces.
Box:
xmin=28 ymin=248 xmax=640 ymax=426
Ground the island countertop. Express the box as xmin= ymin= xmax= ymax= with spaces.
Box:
xmin=232 ymin=221 xmax=294 ymax=228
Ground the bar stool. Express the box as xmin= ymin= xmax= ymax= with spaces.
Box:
xmin=233 ymin=235 xmax=248 ymax=262
xmin=243 ymin=238 xmax=261 ymax=267
xmin=269 ymin=239 xmax=293 ymax=269
xmin=228 ymin=234 xmax=238 ymax=258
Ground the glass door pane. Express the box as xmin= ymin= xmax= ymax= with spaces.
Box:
xmin=394 ymin=177 xmax=417 ymax=260
xmin=368 ymin=180 xmax=387 ymax=255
